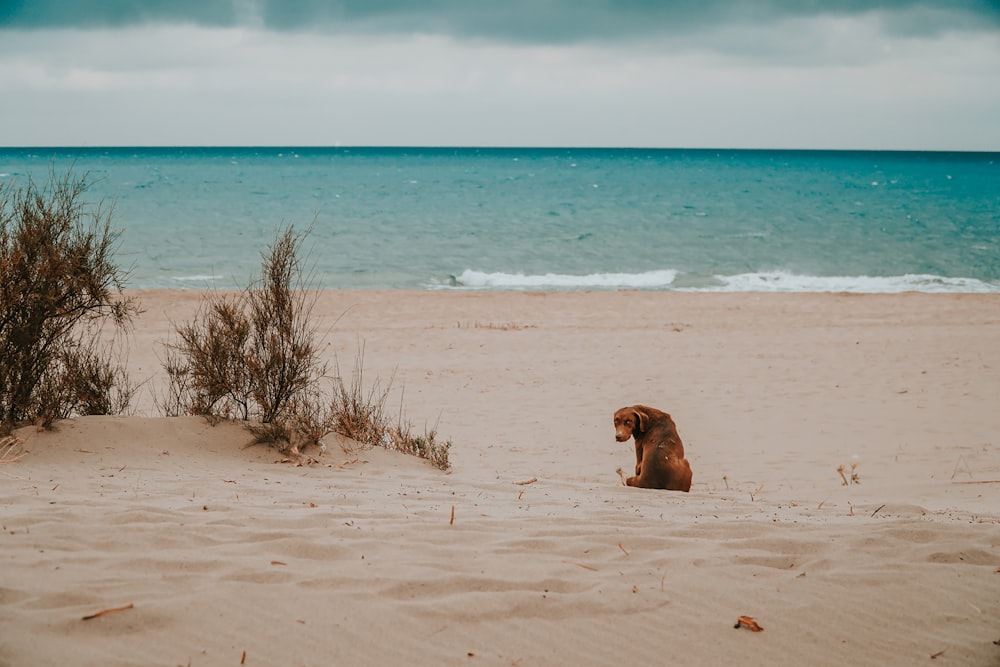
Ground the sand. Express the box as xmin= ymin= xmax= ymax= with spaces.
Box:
xmin=2 ymin=290 xmax=999 ymax=666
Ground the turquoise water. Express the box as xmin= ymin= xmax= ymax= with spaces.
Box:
xmin=1 ymin=147 xmax=998 ymax=291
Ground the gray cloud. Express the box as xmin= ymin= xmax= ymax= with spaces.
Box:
xmin=0 ymin=0 xmax=237 ymax=29
xmin=2 ymin=0 xmax=998 ymax=41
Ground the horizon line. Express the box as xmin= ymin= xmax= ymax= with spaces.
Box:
xmin=2 ymin=145 xmax=998 ymax=154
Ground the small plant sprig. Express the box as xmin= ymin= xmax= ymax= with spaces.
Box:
xmin=837 ymin=456 xmax=861 ymax=486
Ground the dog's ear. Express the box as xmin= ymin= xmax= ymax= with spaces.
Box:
xmin=633 ymin=408 xmax=649 ymax=433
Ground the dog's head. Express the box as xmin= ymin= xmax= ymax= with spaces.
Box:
xmin=614 ymin=406 xmax=649 ymax=442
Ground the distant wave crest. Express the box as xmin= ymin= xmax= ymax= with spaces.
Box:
xmin=171 ymin=275 xmax=219 ymax=282
xmin=439 ymin=269 xmax=1000 ymax=293
xmin=445 ymin=269 xmax=679 ymax=289
xmin=710 ymin=271 xmax=1000 ymax=293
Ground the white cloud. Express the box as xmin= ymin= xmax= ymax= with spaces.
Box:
xmin=0 ymin=13 xmax=997 ymax=149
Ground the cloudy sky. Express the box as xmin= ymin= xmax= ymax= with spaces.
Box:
xmin=1 ymin=1 xmax=998 ymax=149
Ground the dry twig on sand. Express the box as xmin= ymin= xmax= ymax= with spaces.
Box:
xmin=563 ymin=560 xmax=598 ymax=572
xmin=0 ymin=435 xmax=24 ymax=464
xmin=81 ymin=603 xmax=134 ymax=621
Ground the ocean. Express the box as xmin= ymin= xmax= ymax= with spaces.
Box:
xmin=1 ymin=147 xmax=997 ymax=292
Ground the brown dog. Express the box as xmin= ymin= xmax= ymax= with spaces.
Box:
xmin=614 ymin=405 xmax=692 ymax=491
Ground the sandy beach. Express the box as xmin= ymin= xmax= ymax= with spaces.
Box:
xmin=2 ymin=290 xmax=999 ymax=666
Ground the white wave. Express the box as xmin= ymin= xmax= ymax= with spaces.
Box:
xmin=440 ymin=269 xmax=999 ymax=293
xmin=695 ymin=271 xmax=1000 ymax=294
xmin=446 ymin=269 xmax=678 ymax=289
xmin=171 ymin=274 xmax=219 ymax=282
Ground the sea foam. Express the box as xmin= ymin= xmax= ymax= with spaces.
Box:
xmin=441 ymin=269 xmax=1000 ymax=293
xmin=171 ymin=275 xmax=220 ymax=283
xmin=705 ymin=271 xmax=1000 ymax=294
xmin=445 ymin=269 xmax=679 ymax=290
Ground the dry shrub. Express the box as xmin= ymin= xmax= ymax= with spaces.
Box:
xmin=329 ymin=345 xmax=451 ymax=470
xmin=328 ymin=345 xmax=393 ymax=446
xmin=167 ymin=292 xmax=254 ymax=421
xmin=0 ymin=170 xmax=138 ymax=434
xmin=36 ymin=332 xmax=137 ymax=421
xmin=162 ymin=227 xmax=327 ymax=454
xmin=384 ymin=423 xmax=452 ymax=471
xmin=163 ymin=226 xmax=451 ymax=469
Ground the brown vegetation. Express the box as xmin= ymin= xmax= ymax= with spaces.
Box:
xmin=329 ymin=346 xmax=451 ymax=469
xmin=0 ymin=171 xmax=139 ymax=434
xmin=161 ymin=227 xmax=326 ymax=456
xmin=162 ymin=227 xmax=451 ymax=469
xmin=0 ymin=170 xmax=451 ymax=469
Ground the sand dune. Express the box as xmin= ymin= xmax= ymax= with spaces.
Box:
xmin=2 ymin=291 xmax=999 ymax=666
